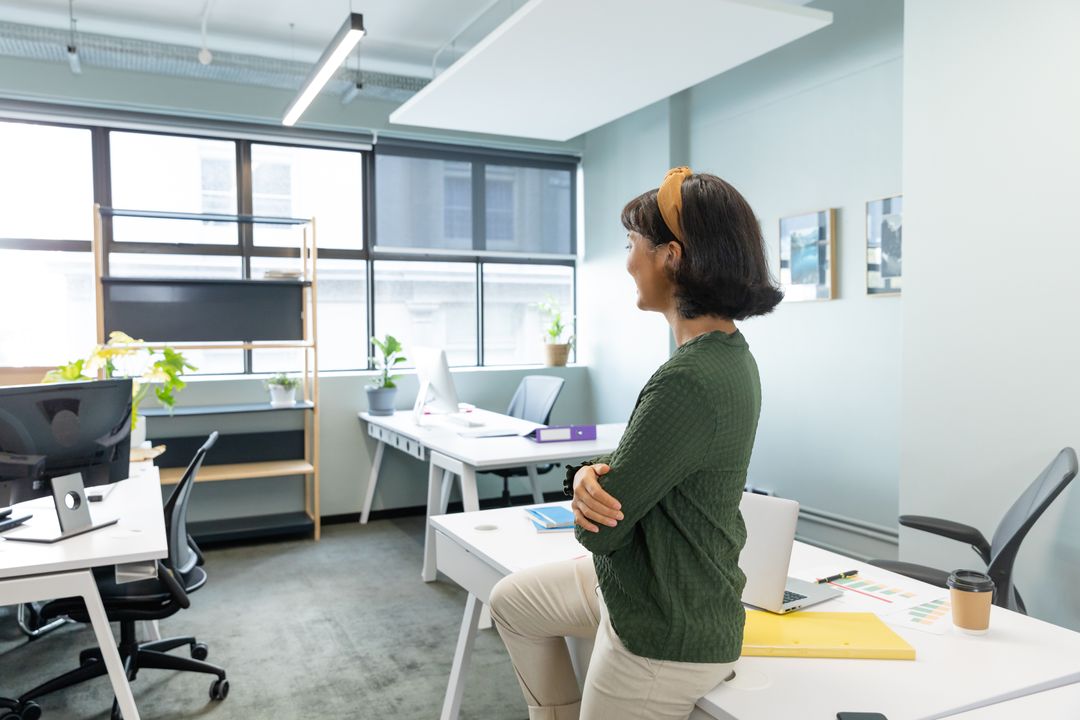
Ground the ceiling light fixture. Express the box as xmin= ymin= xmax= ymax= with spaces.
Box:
xmin=66 ymin=0 xmax=81 ymax=75
xmin=198 ymin=0 xmax=215 ymax=65
xmin=282 ymin=12 xmax=365 ymax=126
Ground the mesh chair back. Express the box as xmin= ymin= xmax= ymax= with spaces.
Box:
xmin=162 ymin=432 xmax=218 ymax=574
xmin=988 ymin=447 xmax=1077 ymax=597
xmin=506 ymin=375 xmax=565 ymax=425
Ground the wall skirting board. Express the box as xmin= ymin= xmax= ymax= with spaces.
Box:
xmin=796 ymin=505 xmax=899 ymax=562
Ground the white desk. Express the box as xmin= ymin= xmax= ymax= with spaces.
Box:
xmin=0 ymin=463 xmax=167 ymax=720
xmin=432 ymin=503 xmax=1080 ymax=720
xmin=358 ymin=409 xmax=624 ymax=582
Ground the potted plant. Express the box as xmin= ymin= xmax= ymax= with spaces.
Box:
xmin=537 ymin=297 xmax=574 ymax=367
xmin=42 ymin=331 xmax=196 ymax=447
xmin=266 ymin=373 xmax=300 ymax=407
xmin=366 ymin=335 xmax=405 ymax=416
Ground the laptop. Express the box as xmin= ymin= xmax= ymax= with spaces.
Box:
xmin=738 ymin=492 xmax=841 ymax=614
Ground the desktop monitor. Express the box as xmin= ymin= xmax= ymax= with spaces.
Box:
xmin=0 ymin=378 xmax=132 ymax=542
xmin=412 ymin=347 xmax=460 ymax=421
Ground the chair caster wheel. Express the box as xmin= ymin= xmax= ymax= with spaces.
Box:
xmin=209 ymin=678 xmax=229 ymax=701
xmin=191 ymin=642 xmax=209 ymax=661
xmin=10 ymin=702 xmax=41 ymax=720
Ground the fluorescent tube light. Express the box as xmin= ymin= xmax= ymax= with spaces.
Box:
xmin=282 ymin=12 xmax=365 ymax=126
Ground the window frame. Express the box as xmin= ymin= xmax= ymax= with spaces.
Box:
xmin=0 ymin=108 xmax=579 ymax=373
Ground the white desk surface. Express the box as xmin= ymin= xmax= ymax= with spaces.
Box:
xmin=0 ymin=462 xmax=167 ymax=579
xmin=360 ymin=410 xmax=625 ymax=469
xmin=432 ymin=503 xmax=1080 ymax=720
xmin=944 ymin=682 xmax=1080 ymax=719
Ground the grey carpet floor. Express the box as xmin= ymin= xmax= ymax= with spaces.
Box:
xmin=0 ymin=516 xmax=526 ymax=719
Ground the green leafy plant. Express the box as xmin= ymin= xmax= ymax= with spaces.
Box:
xmin=265 ymin=373 xmax=300 ymax=390
xmin=42 ymin=331 xmax=197 ymax=428
xmin=370 ymin=335 xmax=406 ymax=389
xmin=537 ymin=296 xmax=575 ymax=347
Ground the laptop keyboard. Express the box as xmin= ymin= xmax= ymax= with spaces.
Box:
xmin=783 ymin=590 xmax=807 ymax=604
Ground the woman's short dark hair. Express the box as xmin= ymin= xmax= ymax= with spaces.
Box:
xmin=621 ymin=172 xmax=783 ymax=320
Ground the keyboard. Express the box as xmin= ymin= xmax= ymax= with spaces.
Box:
xmin=782 ymin=590 xmax=808 ymax=604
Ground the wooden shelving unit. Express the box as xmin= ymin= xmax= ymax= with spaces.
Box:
xmin=93 ymin=204 xmax=321 ymax=540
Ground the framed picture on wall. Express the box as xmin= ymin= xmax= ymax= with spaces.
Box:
xmin=866 ymin=194 xmax=902 ymax=295
xmin=779 ymin=209 xmax=836 ymax=302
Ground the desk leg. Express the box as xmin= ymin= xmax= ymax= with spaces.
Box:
xmin=360 ymin=440 xmax=386 ymax=525
xmin=459 ymin=464 xmax=479 ymax=513
xmin=1 ymin=570 xmax=142 ymax=720
xmin=441 ymin=593 xmax=482 ymax=720
xmin=525 ymin=464 xmax=544 ymax=504
xmin=439 ymin=470 xmax=454 ymax=515
xmin=423 ymin=458 xmax=444 ymax=582
xmin=81 ymin=574 xmax=141 ymax=720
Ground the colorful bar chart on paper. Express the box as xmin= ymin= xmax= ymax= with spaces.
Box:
xmin=885 ymin=598 xmax=952 ymax=635
xmin=829 ymin=575 xmax=920 ymax=604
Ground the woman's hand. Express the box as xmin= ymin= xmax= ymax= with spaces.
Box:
xmin=572 ymin=463 xmax=624 ymax=533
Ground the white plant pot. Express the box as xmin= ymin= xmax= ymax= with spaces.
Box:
xmin=269 ymin=385 xmax=297 ymax=407
xmin=130 ymin=415 xmax=147 ymax=448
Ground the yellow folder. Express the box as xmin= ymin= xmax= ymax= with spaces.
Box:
xmin=742 ymin=611 xmax=915 ymax=660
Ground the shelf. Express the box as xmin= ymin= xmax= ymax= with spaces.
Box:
xmin=187 ymin=512 xmax=315 ymax=544
xmin=160 ymin=459 xmax=315 ymax=485
xmin=142 ymin=401 xmax=314 ymax=417
xmin=102 ymin=208 xmax=311 ymax=225
xmin=102 ymin=276 xmax=312 ymax=287
xmin=112 ymin=341 xmax=314 ymax=351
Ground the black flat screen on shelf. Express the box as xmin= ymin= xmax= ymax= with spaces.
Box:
xmin=103 ymin=278 xmax=305 ymax=342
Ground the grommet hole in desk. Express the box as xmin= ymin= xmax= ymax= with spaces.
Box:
xmin=723 ymin=667 xmax=771 ymax=691
xmin=474 ymin=524 xmax=498 ymax=532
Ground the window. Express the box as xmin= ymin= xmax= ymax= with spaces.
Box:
xmin=485 ymin=165 xmax=572 ymax=254
xmin=375 ymin=154 xmax=473 ymax=250
xmin=0 ymin=121 xmax=95 ymax=367
xmin=251 ymin=144 xmax=364 ymax=251
xmin=0 ymin=115 xmax=577 ymax=374
xmin=374 ymin=261 xmax=477 ymax=367
xmin=482 ymin=264 xmax=575 ymax=365
xmin=0 ymin=121 xmax=93 ymax=241
xmin=110 ymin=132 xmax=238 ymax=246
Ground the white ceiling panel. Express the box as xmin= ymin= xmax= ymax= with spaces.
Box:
xmin=390 ymin=0 xmax=832 ymax=141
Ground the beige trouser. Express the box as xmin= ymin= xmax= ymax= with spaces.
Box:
xmin=488 ymin=556 xmax=736 ymax=720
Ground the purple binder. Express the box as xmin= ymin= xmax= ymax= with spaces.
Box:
xmin=528 ymin=425 xmax=597 ymax=443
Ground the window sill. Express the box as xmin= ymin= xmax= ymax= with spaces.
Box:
xmin=178 ymin=363 xmax=587 ymax=384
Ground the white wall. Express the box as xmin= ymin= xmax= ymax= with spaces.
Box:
xmin=902 ymin=0 xmax=1080 ymax=629
xmin=579 ymin=99 xmax=676 ymax=423
xmin=689 ymin=0 xmax=903 ymax=558
xmin=578 ymin=0 xmax=904 ymax=559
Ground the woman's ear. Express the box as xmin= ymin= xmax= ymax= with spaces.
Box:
xmin=665 ymin=241 xmax=683 ymax=271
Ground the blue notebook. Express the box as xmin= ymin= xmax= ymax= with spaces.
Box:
xmin=525 ymin=505 xmax=575 ymax=529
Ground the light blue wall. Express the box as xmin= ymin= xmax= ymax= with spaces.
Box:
xmin=579 ymin=0 xmax=904 ymax=558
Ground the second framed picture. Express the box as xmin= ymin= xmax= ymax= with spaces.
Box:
xmin=867 ymin=194 xmax=902 ymax=295
xmin=779 ymin=208 xmax=836 ymax=302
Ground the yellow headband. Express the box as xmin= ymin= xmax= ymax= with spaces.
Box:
xmin=657 ymin=166 xmax=693 ymax=241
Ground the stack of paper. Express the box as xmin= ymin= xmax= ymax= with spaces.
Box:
xmin=525 ymin=506 xmax=575 ymax=533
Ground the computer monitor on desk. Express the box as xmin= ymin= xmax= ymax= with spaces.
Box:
xmin=0 ymin=378 xmax=132 ymax=543
xmin=412 ymin=347 xmax=460 ymax=423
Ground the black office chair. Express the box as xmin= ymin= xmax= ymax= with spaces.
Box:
xmin=870 ymin=447 xmax=1077 ymax=614
xmin=492 ymin=375 xmax=565 ymax=505
xmin=18 ymin=432 xmax=228 ymax=720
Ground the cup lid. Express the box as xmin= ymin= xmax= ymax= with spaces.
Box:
xmin=947 ymin=569 xmax=995 ymax=592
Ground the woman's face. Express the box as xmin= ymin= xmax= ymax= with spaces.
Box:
xmin=625 ymin=231 xmax=676 ymax=313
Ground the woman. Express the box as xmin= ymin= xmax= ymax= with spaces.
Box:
xmin=487 ymin=167 xmax=783 ymax=720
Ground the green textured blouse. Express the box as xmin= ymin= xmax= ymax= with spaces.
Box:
xmin=575 ymin=329 xmax=761 ymax=663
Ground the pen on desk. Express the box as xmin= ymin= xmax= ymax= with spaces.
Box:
xmin=816 ymin=569 xmax=859 ymax=584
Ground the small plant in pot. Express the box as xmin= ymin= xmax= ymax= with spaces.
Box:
xmin=266 ymin=373 xmax=300 ymax=407
xmin=366 ymin=335 xmax=405 ymax=416
xmin=537 ymin=297 xmax=574 ymax=367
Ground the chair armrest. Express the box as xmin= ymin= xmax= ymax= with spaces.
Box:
xmin=157 ymin=561 xmax=191 ymax=609
xmin=899 ymin=515 xmax=991 ymax=563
